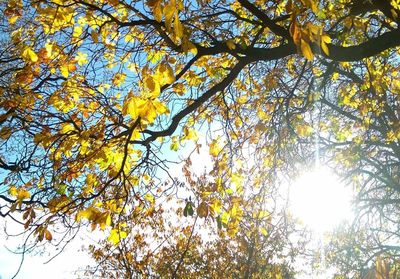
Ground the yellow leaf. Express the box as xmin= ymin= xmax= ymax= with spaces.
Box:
xmin=296 ymin=124 xmax=313 ymax=137
xmin=75 ymin=52 xmax=88 ymax=66
xmin=260 ymin=227 xmax=268 ymax=236
xmin=9 ymin=15 xmax=20 ymax=24
xmin=45 ymin=41 xmax=54 ymax=58
xmin=391 ymin=8 xmax=398 ymax=20
xmin=152 ymin=1 xmax=163 ymax=22
xmin=123 ymin=96 xmax=140 ymax=119
xmin=275 ymin=271 xmax=283 ymax=279
xmin=306 ymin=23 xmax=321 ymax=38
xmin=170 ymin=136 xmax=179 ymax=151
xmin=21 ymin=47 xmax=38 ymax=63
xmin=8 ymin=186 xmax=18 ymax=197
xmin=210 ymin=198 xmax=222 ymax=215
xmin=17 ymin=189 xmax=30 ymax=201
xmin=156 ymin=61 xmax=175 ymax=85
xmin=72 ymin=25 xmax=83 ymax=39
xmin=108 ymin=228 xmax=127 ymax=245
xmin=256 ymin=210 xmax=270 ymax=219
xmin=163 ymin=63 xmax=175 ymax=84
xmin=182 ymin=37 xmax=197 ymax=55
xmin=226 ymin=39 xmax=236 ymax=50
xmin=237 ymin=95 xmax=247 ymax=104
xmin=60 ymin=123 xmax=75 ymax=134
xmin=321 ymin=34 xmax=331 ymax=55
xmin=209 ymin=137 xmax=223 ymax=157
xmin=290 ymin=20 xmax=301 ymax=45
xmin=144 ymin=193 xmax=155 ymax=203
xmin=164 ymin=1 xmax=176 ymax=31
xmin=183 ymin=126 xmax=198 ymax=141
xmin=227 ymin=223 xmax=239 ymax=237
xmin=173 ymin=13 xmax=184 ymax=39
xmin=48 ymin=195 xmax=70 ymax=213
xmin=51 ymin=0 xmax=65 ymax=4
xmin=302 ymin=0 xmax=319 ymax=13
xmin=112 ymin=73 xmax=126 ymax=86
xmin=105 ymin=214 xmax=112 ymax=226
xmin=300 ymin=39 xmax=313 ymax=61
xmin=124 ymin=33 xmax=136 ymax=43
xmin=321 ymin=42 xmax=329 ymax=55
xmin=230 ymin=173 xmax=243 ymax=193
xmin=76 ymin=207 xmax=95 ymax=222
xmin=60 ymin=62 xmax=76 ymax=78
xmin=137 ymin=98 xmax=168 ymax=123
xmin=98 ymin=212 xmax=111 ymax=230
xmin=220 ymin=211 xmax=230 ymax=224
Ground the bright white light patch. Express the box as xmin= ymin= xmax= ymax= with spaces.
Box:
xmin=290 ymin=167 xmax=353 ymax=233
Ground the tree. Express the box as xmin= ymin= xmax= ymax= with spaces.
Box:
xmin=86 ymin=167 xmax=308 ymax=278
xmin=0 ymin=0 xmax=399 ymax=277
xmin=317 ymin=53 xmax=400 ymax=277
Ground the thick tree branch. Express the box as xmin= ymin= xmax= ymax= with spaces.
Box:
xmin=237 ymin=0 xmax=291 ymax=39
xmin=241 ymin=28 xmax=400 ymax=61
xmin=325 ymin=29 xmax=400 ymax=61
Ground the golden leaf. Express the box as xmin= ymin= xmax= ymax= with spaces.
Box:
xmin=8 ymin=186 xmax=18 ymax=197
xmin=153 ymin=2 xmax=163 ymax=22
xmin=296 ymin=123 xmax=313 ymax=137
xmin=59 ymin=62 xmax=76 ymax=78
xmin=21 ymin=47 xmax=38 ymax=63
xmin=9 ymin=15 xmax=20 ymax=24
xmin=173 ymin=13 xmax=184 ymax=39
xmin=144 ymin=193 xmax=155 ymax=203
xmin=45 ymin=229 xmax=53 ymax=241
xmin=182 ymin=37 xmax=198 ymax=55
xmin=0 ymin=127 xmax=12 ymax=140
xmin=300 ymin=39 xmax=313 ymax=61
xmin=209 ymin=198 xmax=222 ymax=215
xmin=226 ymin=39 xmax=236 ymax=50
xmin=108 ymin=228 xmax=127 ymax=245
xmin=76 ymin=207 xmax=95 ymax=222
xmin=147 ymin=0 xmax=160 ymax=7
xmin=260 ymin=227 xmax=268 ymax=236
xmin=17 ymin=189 xmax=31 ymax=201
xmin=91 ymin=30 xmax=99 ymax=43
xmin=75 ymin=52 xmax=88 ymax=66
xmin=144 ymin=75 xmax=160 ymax=96
xmin=164 ymin=1 xmax=176 ymax=31
xmin=321 ymin=34 xmax=331 ymax=55
xmin=156 ymin=61 xmax=175 ymax=85
xmin=112 ymin=73 xmax=126 ymax=87
xmin=124 ymin=96 xmax=143 ymax=120
xmin=197 ymin=202 xmax=209 ymax=218
xmin=209 ymin=137 xmax=223 ymax=157
xmin=60 ymin=123 xmax=75 ymax=134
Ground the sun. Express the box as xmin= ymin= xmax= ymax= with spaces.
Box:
xmin=289 ymin=167 xmax=353 ymax=233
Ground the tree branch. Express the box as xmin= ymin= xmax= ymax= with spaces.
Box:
xmin=139 ymin=59 xmax=250 ymax=145
xmin=237 ymin=0 xmax=291 ymax=39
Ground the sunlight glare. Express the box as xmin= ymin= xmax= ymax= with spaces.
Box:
xmin=289 ymin=167 xmax=353 ymax=233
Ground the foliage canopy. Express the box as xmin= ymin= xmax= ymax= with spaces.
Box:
xmin=1 ymin=0 xmax=400 ymax=277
